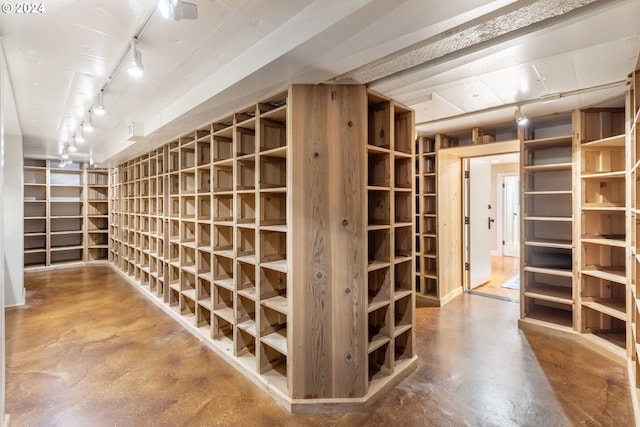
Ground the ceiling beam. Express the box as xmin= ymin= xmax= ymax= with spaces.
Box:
xmin=332 ymin=0 xmax=621 ymax=86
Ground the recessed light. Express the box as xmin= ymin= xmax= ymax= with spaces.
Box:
xmin=251 ymin=18 xmax=262 ymax=26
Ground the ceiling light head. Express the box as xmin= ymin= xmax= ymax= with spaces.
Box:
xmin=61 ymin=146 xmax=70 ymax=160
xmin=94 ymin=91 xmax=106 ymax=116
xmin=75 ymin=127 xmax=85 ymax=144
xmin=68 ymin=140 xmax=78 ymax=153
xmin=515 ymin=106 xmax=528 ymax=126
xmin=127 ymin=38 xmax=144 ymax=78
xmin=159 ymin=0 xmax=198 ymax=20
xmin=83 ymin=113 xmax=94 ymax=133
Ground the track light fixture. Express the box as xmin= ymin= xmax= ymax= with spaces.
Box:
xmin=61 ymin=146 xmax=70 ymax=160
xmin=159 ymin=0 xmax=198 ymax=20
xmin=75 ymin=127 xmax=85 ymax=144
xmin=68 ymin=140 xmax=78 ymax=153
xmin=515 ymin=105 xmax=528 ymax=126
xmin=83 ymin=113 xmax=94 ymax=133
xmin=94 ymin=90 xmax=106 ymax=116
xmin=127 ymin=38 xmax=144 ymax=78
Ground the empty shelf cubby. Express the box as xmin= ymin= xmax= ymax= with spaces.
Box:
xmin=259 ymin=192 xmax=286 ymax=227
xmin=368 ymin=266 xmax=391 ymax=308
xmin=368 ymin=153 xmax=391 ymax=187
xmin=368 ymin=229 xmax=391 ymax=265
xmin=368 ymin=190 xmax=391 ymax=226
xmin=260 ymin=155 xmax=287 ymax=189
xmin=213 ymin=195 xmax=234 ymax=222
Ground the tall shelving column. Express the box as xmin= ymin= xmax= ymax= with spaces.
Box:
xmin=48 ymin=160 xmax=84 ymax=266
xmin=157 ymin=146 xmax=168 ymax=302
xmin=234 ymin=104 xmax=260 ymax=374
xmin=148 ymin=150 xmax=159 ymax=295
xmin=413 ymin=135 xmax=438 ymax=304
xmin=628 ymin=68 xmax=640 ymax=391
xmin=23 ymin=158 xmax=48 ymax=268
xmin=210 ymin=114 xmax=236 ymax=356
xmin=108 ymin=168 xmax=120 ymax=266
xmin=178 ymin=135 xmax=199 ymax=328
xmin=195 ymin=127 xmax=213 ymax=337
xmin=575 ymin=107 xmax=628 ymax=360
xmin=364 ymin=90 xmax=416 ymax=391
xmin=519 ymin=119 xmax=575 ymax=332
xmin=167 ymin=140 xmax=181 ymax=310
xmin=86 ymin=167 xmax=109 ymax=261
xmin=255 ymin=95 xmax=289 ymax=391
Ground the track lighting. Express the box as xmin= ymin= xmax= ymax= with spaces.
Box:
xmin=127 ymin=38 xmax=144 ymax=78
xmin=61 ymin=146 xmax=70 ymax=160
xmin=83 ymin=113 xmax=94 ymax=133
xmin=515 ymin=106 xmax=528 ymax=126
xmin=94 ymin=91 xmax=106 ymax=116
xmin=68 ymin=140 xmax=78 ymax=153
xmin=159 ymin=0 xmax=198 ymax=20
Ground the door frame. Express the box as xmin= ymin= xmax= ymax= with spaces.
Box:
xmin=435 ymin=140 xmax=519 ymax=300
xmin=463 ymin=157 xmax=494 ymax=291
xmin=495 ymin=172 xmax=520 ymax=257
xmin=499 ymin=173 xmax=520 ymax=258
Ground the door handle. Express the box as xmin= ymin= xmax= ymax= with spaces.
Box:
xmin=488 ymin=217 xmax=495 ymax=229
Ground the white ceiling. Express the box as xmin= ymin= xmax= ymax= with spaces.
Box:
xmin=1 ymin=0 xmax=639 ymax=166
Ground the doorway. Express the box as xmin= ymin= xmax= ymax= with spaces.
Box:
xmin=463 ymin=153 xmax=520 ymax=301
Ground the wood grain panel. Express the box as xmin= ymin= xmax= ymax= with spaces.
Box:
xmin=437 ymin=152 xmax=463 ymax=300
xmin=289 ymin=85 xmax=367 ymax=399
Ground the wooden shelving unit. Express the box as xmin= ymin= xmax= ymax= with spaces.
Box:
xmin=519 ymin=117 xmax=576 ymax=332
xmin=24 ymin=159 xmax=109 ymax=269
xmin=366 ymin=90 xmax=415 ymax=385
xmin=23 ymin=158 xmax=48 ymax=268
xmin=109 ymin=84 xmax=417 ymax=411
xmin=86 ymin=168 xmax=109 ymax=262
xmin=414 ymin=123 xmax=519 ymax=306
xmin=575 ymin=108 xmax=628 ymax=359
xmin=627 ymin=68 xmax=640 ymax=402
xmin=414 ymin=136 xmax=439 ymax=304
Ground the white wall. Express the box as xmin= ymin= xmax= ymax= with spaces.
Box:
xmin=1 ymin=37 xmax=24 ymax=421
xmin=4 ymin=133 xmax=23 ymax=306
xmin=490 ymin=162 xmax=519 ymax=254
xmin=0 ymin=38 xmax=7 ymax=423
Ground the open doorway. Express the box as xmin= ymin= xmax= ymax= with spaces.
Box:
xmin=464 ymin=153 xmax=520 ymax=302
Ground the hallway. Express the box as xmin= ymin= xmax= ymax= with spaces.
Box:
xmin=5 ymin=266 xmax=633 ymax=426
xmin=474 ymin=256 xmax=520 ymax=301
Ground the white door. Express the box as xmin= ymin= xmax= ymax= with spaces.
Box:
xmin=502 ymin=175 xmax=520 ymax=258
xmin=469 ymin=158 xmax=492 ymax=289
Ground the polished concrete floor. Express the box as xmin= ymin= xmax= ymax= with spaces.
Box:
xmin=6 ymin=266 xmax=634 ymax=426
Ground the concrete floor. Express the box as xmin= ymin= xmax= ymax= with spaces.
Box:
xmin=5 ymin=265 xmax=634 ymax=426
